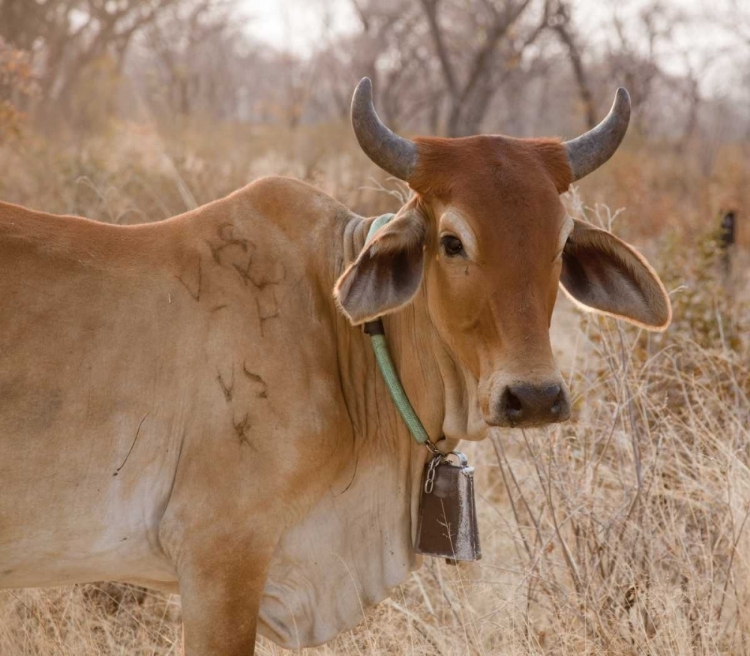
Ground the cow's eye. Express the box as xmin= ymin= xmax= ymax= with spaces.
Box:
xmin=441 ymin=235 xmax=465 ymax=257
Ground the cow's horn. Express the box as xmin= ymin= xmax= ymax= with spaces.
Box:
xmin=564 ymin=88 xmax=631 ymax=181
xmin=351 ymin=77 xmax=418 ymax=181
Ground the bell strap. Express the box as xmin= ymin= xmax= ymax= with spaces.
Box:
xmin=361 ymin=214 xmax=437 ymax=451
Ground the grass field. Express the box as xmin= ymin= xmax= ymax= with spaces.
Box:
xmin=0 ymin=119 xmax=748 ymax=655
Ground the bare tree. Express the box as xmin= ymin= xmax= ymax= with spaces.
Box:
xmin=311 ymin=0 xmax=432 ymax=131
xmin=141 ymin=0 xmax=245 ymax=120
xmin=547 ymin=0 xmax=595 ymax=129
xmin=0 ymin=0 xmax=179 ymax=117
xmin=606 ymin=1 xmax=683 ymax=135
xmin=418 ymin=0 xmax=549 ymax=136
xmin=0 ymin=37 xmax=39 ymax=140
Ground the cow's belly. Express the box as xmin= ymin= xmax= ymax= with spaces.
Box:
xmin=0 ymin=270 xmax=192 ymax=589
xmin=0 ymin=408 xmax=181 ymax=589
xmin=0 ymin=522 xmax=177 ymax=590
xmin=0 ymin=343 xmax=186 ymax=589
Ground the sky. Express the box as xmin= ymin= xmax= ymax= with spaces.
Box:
xmin=241 ymin=0 xmax=356 ymax=55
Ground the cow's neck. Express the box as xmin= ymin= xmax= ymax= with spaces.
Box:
xmin=258 ymin=211 xmax=463 ymax=648
xmin=339 ymin=214 xmax=448 ymax=452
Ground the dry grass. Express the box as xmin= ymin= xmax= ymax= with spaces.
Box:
xmin=1 ymin=119 xmax=749 ymax=655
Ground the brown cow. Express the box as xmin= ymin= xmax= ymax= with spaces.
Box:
xmin=0 ymin=79 xmax=670 ymax=654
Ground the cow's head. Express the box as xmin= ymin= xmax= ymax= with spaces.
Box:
xmin=335 ymin=78 xmax=671 ymax=435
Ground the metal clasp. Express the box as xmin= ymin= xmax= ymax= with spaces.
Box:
xmin=423 ymin=438 xmax=444 ymax=494
xmin=424 ymin=454 xmax=442 ymax=494
xmin=423 ymin=449 xmax=469 ymax=494
xmin=424 ymin=438 xmax=442 ymax=457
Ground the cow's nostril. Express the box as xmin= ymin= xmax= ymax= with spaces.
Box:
xmin=550 ymin=389 xmax=563 ymax=415
xmin=505 ymin=388 xmax=523 ymax=417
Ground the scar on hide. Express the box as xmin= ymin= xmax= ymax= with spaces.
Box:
xmin=233 ymin=413 xmax=253 ymax=447
xmin=217 ymin=367 xmax=234 ymax=403
xmin=256 ymin=293 xmax=280 ymax=337
xmin=337 ymin=452 xmax=359 ymax=496
xmin=175 ymin=256 xmax=202 ymax=302
xmin=211 ymin=231 xmax=284 ymax=293
xmin=235 ymin=259 xmax=286 ymax=291
xmin=114 ymin=413 xmax=149 ymax=476
xmin=209 ymin=224 xmax=256 ymax=264
xmin=210 ymin=304 xmax=228 ymax=313
xmin=242 ymin=362 xmax=268 ymax=399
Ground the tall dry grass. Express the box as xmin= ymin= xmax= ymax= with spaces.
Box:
xmin=0 ymin=117 xmax=748 ymax=655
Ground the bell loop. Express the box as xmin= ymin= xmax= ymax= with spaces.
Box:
xmin=424 ymin=454 xmax=442 ymax=494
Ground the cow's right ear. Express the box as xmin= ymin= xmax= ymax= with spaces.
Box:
xmin=334 ymin=207 xmax=428 ymax=325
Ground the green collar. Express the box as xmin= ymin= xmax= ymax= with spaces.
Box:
xmin=366 ymin=213 xmax=394 ymax=242
xmin=363 ymin=214 xmax=434 ymax=448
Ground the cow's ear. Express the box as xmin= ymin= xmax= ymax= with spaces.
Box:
xmin=335 ymin=207 xmax=427 ymax=325
xmin=560 ymin=218 xmax=672 ymax=331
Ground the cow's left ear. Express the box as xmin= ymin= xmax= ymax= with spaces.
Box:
xmin=335 ymin=206 xmax=428 ymax=325
xmin=560 ymin=219 xmax=672 ymax=331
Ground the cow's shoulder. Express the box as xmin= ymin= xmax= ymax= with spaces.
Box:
xmin=235 ymin=175 xmax=353 ymax=235
xmin=172 ymin=176 xmax=356 ymax=288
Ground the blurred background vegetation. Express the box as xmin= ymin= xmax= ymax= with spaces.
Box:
xmin=0 ymin=0 xmax=749 ymax=232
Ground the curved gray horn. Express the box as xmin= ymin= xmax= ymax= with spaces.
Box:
xmin=351 ymin=77 xmax=418 ymax=181
xmin=565 ymin=88 xmax=631 ymax=181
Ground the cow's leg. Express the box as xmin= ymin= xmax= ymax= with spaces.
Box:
xmin=176 ymin=537 xmax=276 ymax=656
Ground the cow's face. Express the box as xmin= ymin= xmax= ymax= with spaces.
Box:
xmin=412 ymin=136 xmax=574 ymax=429
xmin=336 ymin=79 xmax=671 ymax=436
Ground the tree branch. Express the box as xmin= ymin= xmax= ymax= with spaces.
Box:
xmin=419 ymin=0 xmax=459 ymax=101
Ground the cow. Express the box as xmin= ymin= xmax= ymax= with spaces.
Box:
xmin=0 ymin=78 xmax=671 ymax=655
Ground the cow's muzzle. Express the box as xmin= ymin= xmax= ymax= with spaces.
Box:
xmin=492 ymin=382 xmax=571 ymax=428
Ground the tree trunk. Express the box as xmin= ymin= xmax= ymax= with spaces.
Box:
xmin=552 ymin=22 xmax=596 ymax=129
